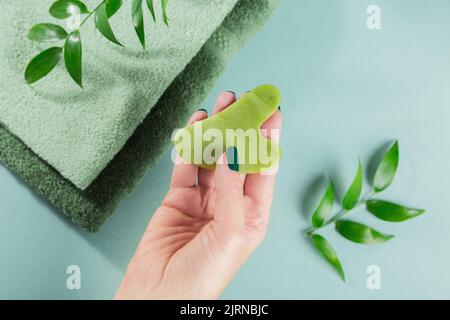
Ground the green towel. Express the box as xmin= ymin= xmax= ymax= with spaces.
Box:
xmin=0 ymin=0 xmax=280 ymax=232
xmin=1 ymin=0 xmax=241 ymax=190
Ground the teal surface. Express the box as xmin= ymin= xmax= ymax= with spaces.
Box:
xmin=1 ymin=0 xmax=449 ymax=299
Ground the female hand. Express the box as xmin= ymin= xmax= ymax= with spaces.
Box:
xmin=115 ymin=91 xmax=282 ymax=300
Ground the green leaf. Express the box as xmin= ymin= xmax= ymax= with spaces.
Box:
xmin=161 ymin=0 xmax=169 ymax=26
xmin=106 ymin=0 xmax=123 ymax=18
xmin=366 ymin=200 xmax=425 ymax=222
xmin=132 ymin=0 xmax=145 ymax=49
xmin=25 ymin=47 xmax=62 ymax=84
xmin=49 ymin=0 xmax=89 ymax=19
xmin=64 ymin=30 xmax=83 ymax=88
xmin=28 ymin=23 xmax=68 ymax=42
xmin=311 ymin=180 xmax=334 ymax=228
xmin=373 ymin=141 xmax=399 ymax=192
xmin=342 ymin=160 xmax=363 ymax=210
xmin=335 ymin=220 xmax=394 ymax=244
xmin=146 ymin=0 xmax=156 ymax=22
xmin=95 ymin=3 xmax=123 ymax=46
xmin=311 ymin=234 xmax=345 ymax=282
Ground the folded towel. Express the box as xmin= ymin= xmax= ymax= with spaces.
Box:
xmin=0 ymin=0 xmax=241 ymax=190
xmin=0 ymin=0 xmax=280 ymax=231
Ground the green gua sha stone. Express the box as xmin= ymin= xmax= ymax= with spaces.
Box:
xmin=173 ymin=84 xmax=282 ymax=174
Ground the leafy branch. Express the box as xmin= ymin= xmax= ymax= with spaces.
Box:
xmin=25 ymin=0 xmax=170 ymax=88
xmin=305 ymin=141 xmax=426 ymax=282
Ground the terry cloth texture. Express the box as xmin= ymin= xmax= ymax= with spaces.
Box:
xmin=0 ymin=0 xmax=280 ymax=232
xmin=0 ymin=0 xmax=240 ymax=189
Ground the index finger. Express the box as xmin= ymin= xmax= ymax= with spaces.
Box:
xmin=244 ymin=108 xmax=282 ymax=207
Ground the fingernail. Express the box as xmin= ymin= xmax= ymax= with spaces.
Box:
xmin=226 ymin=146 xmax=239 ymax=172
xmin=197 ymin=108 xmax=208 ymax=114
xmin=226 ymin=90 xmax=236 ymax=96
xmin=278 ymin=106 xmax=281 ymax=111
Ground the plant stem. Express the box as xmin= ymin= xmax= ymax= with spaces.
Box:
xmin=80 ymin=1 xmax=106 ymax=28
xmin=305 ymin=192 xmax=376 ymax=237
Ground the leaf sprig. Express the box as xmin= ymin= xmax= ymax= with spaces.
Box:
xmin=25 ymin=0 xmax=170 ymax=87
xmin=305 ymin=141 xmax=426 ymax=282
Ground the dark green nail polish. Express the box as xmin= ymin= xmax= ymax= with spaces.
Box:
xmin=226 ymin=90 xmax=236 ymax=96
xmin=227 ymin=146 xmax=239 ymax=172
xmin=278 ymin=106 xmax=281 ymax=111
xmin=198 ymin=108 xmax=208 ymax=114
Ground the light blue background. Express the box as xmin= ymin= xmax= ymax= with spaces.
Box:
xmin=1 ymin=0 xmax=450 ymax=299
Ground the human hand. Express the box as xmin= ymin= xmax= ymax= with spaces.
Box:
xmin=115 ymin=91 xmax=282 ymax=300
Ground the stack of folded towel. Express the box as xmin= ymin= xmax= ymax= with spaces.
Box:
xmin=0 ymin=0 xmax=280 ymax=232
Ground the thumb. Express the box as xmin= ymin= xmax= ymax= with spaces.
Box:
xmin=214 ymin=147 xmax=245 ymax=195
xmin=212 ymin=147 xmax=245 ymax=228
